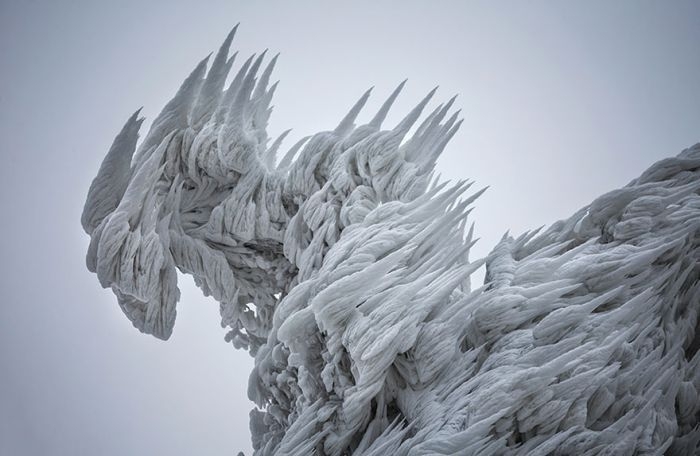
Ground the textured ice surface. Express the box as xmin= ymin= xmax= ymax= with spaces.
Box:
xmin=82 ymin=28 xmax=700 ymax=455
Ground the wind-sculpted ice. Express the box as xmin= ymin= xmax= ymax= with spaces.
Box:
xmin=82 ymin=28 xmax=700 ymax=455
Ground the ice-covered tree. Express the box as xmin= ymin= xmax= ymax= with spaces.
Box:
xmin=82 ymin=28 xmax=700 ymax=455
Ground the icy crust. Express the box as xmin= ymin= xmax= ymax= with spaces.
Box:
xmin=82 ymin=29 xmax=700 ymax=455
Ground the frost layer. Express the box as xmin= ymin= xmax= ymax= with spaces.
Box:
xmin=82 ymin=29 xmax=700 ymax=455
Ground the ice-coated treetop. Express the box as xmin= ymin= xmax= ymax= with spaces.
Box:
xmin=82 ymin=27 xmax=700 ymax=455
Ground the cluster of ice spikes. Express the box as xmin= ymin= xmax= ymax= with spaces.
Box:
xmin=82 ymin=28 xmax=700 ymax=455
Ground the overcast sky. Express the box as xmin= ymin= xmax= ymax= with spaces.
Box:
xmin=1 ymin=1 xmax=699 ymax=455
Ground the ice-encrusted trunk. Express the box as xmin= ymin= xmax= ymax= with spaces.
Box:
xmin=82 ymin=28 xmax=700 ymax=455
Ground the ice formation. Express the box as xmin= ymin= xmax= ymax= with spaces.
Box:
xmin=82 ymin=28 xmax=700 ymax=455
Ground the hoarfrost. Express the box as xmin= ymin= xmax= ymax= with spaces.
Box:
xmin=82 ymin=28 xmax=700 ymax=455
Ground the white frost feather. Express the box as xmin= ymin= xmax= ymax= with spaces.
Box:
xmin=82 ymin=28 xmax=700 ymax=455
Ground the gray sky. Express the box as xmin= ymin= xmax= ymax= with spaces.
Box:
xmin=1 ymin=1 xmax=698 ymax=455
